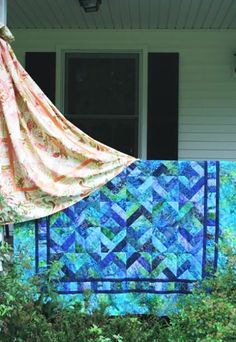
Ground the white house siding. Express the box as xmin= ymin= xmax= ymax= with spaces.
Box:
xmin=11 ymin=29 xmax=236 ymax=161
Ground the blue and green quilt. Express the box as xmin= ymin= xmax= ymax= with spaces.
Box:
xmin=14 ymin=160 xmax=236 ymax=315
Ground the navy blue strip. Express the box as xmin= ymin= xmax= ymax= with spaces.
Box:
xmin=214 ymin=161 xmax=220 ymax=271
xmin=57 ymin=289 xmax=191 ymax=295
xmin=35 ymin=220 xmax=39 ymax=274
xmin=202 ymin=161 xmax=208 ymax=278
xmin=60 ymin=278 xmax=196 ymax=283
xmin=5 ymin=224 xmax=10 ymax=239
xmin=46 ymin=216 xmax=50 ymax=268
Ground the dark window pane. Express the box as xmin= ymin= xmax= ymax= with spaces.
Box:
xmin=65 ymin=53 xmax=139 ymax=116
xmin=67 ymin=117 xmax=138 ymax=157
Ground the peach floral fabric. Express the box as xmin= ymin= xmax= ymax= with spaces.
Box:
xmin=0 ymin=27 xmax=136 ymax=225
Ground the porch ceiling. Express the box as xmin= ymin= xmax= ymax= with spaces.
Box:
xmin=8 ymin=0 xmax=236 ymax=30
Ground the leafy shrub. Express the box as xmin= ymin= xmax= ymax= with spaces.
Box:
xmin=0 ymin=242 xmax=166 ymax=341
xmin=162 ymin=247 xmax=236 ymax=341
xmin=1 ymin=241 xmax=236 ymax=341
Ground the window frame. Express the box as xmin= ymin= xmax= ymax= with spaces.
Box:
xmin=56 ymin=44 xmax=148 ymax=159
xmin=64 ymin=52 xmax=139 ymax=156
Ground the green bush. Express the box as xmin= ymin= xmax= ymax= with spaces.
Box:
xmin=0 ymin=241 xmax=236 ymax=341
xmin=0 ymin=242 xmax=166 ymax=342
xmin=162 ymin=248 xmax=236 ymax=342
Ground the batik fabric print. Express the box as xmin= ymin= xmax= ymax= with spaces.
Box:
xmin=0 ymin=26 xmax=135 ymax=225
xmin=14 ymin=160 xmax=221 ymax=315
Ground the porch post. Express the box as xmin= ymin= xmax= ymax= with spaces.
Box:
xmin=0 ymin=0 xmax=7 ymax=256
xmin=0 ymin=0 xmax=7 ymax=25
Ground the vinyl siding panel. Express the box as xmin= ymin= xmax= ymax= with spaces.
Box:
xmin=11 ymin=29 xmax=236 ymax=160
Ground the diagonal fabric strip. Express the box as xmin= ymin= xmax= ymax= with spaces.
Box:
xmin=0 ymin=26 xmax=136 ymax=225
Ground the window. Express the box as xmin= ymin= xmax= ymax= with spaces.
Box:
xmin=25 ymin=51 xmax=179 ymax=160
xmin=64 ymin=53 xmax=139 ymax=157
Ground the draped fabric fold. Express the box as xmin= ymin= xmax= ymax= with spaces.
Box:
xmin=0 ymin=27 xmax=136 ymax=225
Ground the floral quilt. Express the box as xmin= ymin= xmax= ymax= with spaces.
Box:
xmin=0 ymin=26 xmax=135 ymax=224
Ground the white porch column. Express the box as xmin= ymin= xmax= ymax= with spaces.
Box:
xmin=0 ymin=0 xmax=7 ymax=253
xmin=0 ymin=0 xmax=7 ymax=25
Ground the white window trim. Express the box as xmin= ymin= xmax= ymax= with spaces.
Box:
xmin=55 ymin=44 xmax=148 ymax=159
